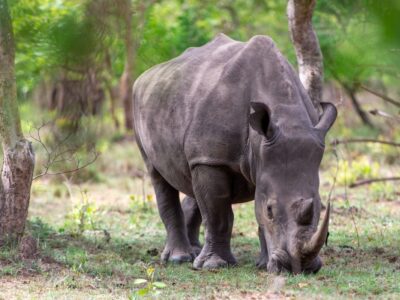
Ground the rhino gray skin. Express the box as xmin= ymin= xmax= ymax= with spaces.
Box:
xmin=132 ymin=33 xmax=337 ymax=274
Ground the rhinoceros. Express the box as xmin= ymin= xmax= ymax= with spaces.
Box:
xmin=132 ymin=33 xmax=337 ymax=274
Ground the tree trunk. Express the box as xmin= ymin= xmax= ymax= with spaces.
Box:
xmin=105 ymin=51 xmax=120 ymax=129
xmin=287 ymin=0 xmax=323 ymax=110
xmin=120 ymin=0 xmax=135 ymax=131
xmin=119 ymin=0 xmax=154 ymax=132
xmin=0 ymin=0 xmax=35 ymax=241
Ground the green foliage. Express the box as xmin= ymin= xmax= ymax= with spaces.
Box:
xmin=366 ymin=0 xmax=400 ymax=48
xmin=28 ymin=217 xmax=55 ymax=241
xmin=370 ymin=182 xmax=396 ymax=202
xmin=63 ymin=246 xmax=89 ymax=273
xmin=47 ymin=8 xmax=97 ymax=66
xmin=130 ymin=265 xmax=167 ymax=299
xmin=129 ymin=194 xmax=160 ymax=232
xmin=335 ymin=156 xmax=379 ymax=186
xmin=9 ymin=0 xmax=400 ymax=104
xmin=315 ymin=0 xmax=400 ymax=88
xmin=62 ymin=191 xmax=100 ymax=234
xmin=10 ymin=0 xmax=87 ymax=93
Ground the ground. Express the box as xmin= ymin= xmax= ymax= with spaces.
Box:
xmin=0 ymin=133 xmax=399 ymax=300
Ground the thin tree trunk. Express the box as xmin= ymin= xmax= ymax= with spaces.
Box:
xmin=105 ymin=51 xmax=120 ymax=129
xmin=287 ymin=0 xmax=323 ymax=110
xmin=120 ymin=0 xmax=135 ymax=131
xmin=119 ymin=0 xmax=154 ymax=131
xmin=0 ymin=0 xmax=35 ymax=241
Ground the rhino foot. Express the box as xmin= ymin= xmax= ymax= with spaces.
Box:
xmin=193 ymin=245 xmax=236 ymax=270
xmin=161 ymin=245 xmax=195 ymax=264
xmin=193 ymin=253 xmax=237 ymax=270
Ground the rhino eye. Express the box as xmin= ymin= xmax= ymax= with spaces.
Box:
xmin=267 ymin=204 xmax=273 ymax=219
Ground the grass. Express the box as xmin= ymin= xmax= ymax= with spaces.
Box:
xmin=1 ymin=202 xmax=399 ymax=299
xmin=1 ymin=100 xmax=400 ymax=299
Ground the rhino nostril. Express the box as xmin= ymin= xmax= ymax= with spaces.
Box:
xmin=268 ymin=249 xmax=292 ymax=274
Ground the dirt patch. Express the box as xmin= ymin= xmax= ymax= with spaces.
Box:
xmin=332 ymin=206 xmax=369 ymax=218
xmin=209 ymin=291 xmax=291 ymax=300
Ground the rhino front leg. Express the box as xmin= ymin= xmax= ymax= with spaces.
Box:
xmin=191 ymin=166 xmax=237 ymax=269
xmin=149 ymin=166 xmax=194 ymax=263
xmin=182 ymin=196 xmax=202 ymax=256
xmin=256 ymin=226 xmax=269 ymax=269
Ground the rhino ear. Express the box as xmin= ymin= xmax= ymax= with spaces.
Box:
xmin=249 ymin=102 xmax=276 ymax=140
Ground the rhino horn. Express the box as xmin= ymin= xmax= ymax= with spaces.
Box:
xmin=302 ymin=200 xmax=330 ymax=259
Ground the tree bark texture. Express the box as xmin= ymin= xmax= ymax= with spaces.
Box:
xmin=287 ymin=0 xmax=323 ymax=110
xmin=0 ymin=0 xmax=35 ymax=240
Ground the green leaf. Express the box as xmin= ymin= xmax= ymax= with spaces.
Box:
xmin=133 ymin=278 xmax=147 ymax=285
xmin=153 ymin=281 xmax=167 ymax=289
xmin=137 ymin=288 xmax=149 ymax=296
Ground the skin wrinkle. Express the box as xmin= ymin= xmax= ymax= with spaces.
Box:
xmin=133 ymin=33 xmax=336 ymax=272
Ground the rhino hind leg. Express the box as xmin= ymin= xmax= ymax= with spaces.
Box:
xmin=191 ymin=165 xmax=237 ymax=270
xmin=256 ymin=226 xmax=269 ymax=269
xmin=148 ymin=166 xmax=195 ymax=264
xmin=182 ymin=196 xmax=202 ymax=256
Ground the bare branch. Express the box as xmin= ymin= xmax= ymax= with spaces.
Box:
xmin=342 ymin=83 xmax=374 ymax=127
xmin=360 ymin=85 xmax=400 ymax=108
xmin=29 ymin=122 xmax=99 ymax=180
xmin=350 ymin=177 xmax=400 ymax=188
xmin=287 ymin=0 xmax=323 ymax=109
xmin=331 ymin=138 xmax=400 ymax=148
xmin=369 ymin=109 xmax=400 ymax=121
xmin=33 ymin=151 xmax=100 ymax=180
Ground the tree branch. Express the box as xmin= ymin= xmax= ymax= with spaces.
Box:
xmin=331 ymin=138 xmax=400 ymax=147
xmin=33 ymin=151 xmax=99 ymax=180
xmin=350 ymin=177 xmax=400 ymax=188
xmin=369 ymin=109 xmax=400 ymax=121
xmin=29 ymin=122 xmax=99 ymax=180
xmin=342 ymin=84 xmax=374 ymax=127
xmin=360 ymin=85 xmax=400 ymax=108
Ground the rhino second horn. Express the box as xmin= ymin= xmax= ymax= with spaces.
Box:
xmin=297 ymin=198 xmax=314 ymax=225
xmin=302 ymin=201 xmax=330 ymax=258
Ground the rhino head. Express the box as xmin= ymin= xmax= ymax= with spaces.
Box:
xmin=249 ymin=102 xmax=337 ymax=274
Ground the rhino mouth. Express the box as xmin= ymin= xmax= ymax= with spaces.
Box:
xmin=267 ymin=249 xmax=292 ymax=273
xmin=266 ymin=249 xmax=322 ymax=274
